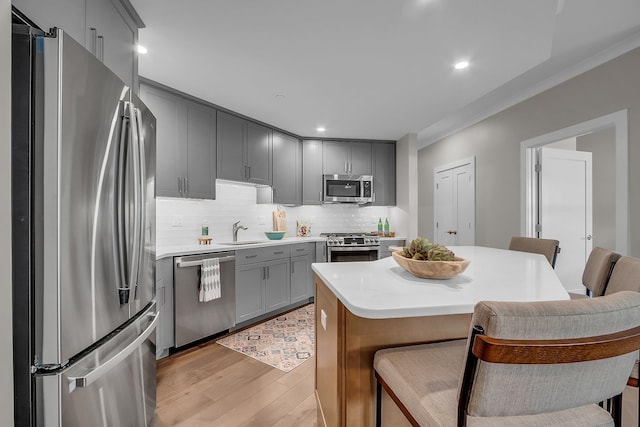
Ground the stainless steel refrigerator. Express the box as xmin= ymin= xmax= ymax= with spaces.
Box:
xmin=12 ymin=19 xmax=157 ymax=427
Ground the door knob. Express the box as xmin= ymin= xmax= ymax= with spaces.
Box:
xmin=586 ymin=235 xmax=592 ymax=240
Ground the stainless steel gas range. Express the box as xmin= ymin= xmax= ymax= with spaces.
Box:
xmin=322 ymin=232 xmax=380 ymax=262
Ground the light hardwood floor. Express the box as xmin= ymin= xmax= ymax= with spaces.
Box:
xmin=156 ymin=341 xmax=317 ymax=426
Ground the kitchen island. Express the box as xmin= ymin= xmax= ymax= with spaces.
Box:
xmin=312 ymin=246 xmax=569 ymax=427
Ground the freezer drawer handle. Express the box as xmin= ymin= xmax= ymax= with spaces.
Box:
xmin=175 ymin=255 xmax=235 ymax=268
xmin=67 ymin=312 xmax=159 ymax=393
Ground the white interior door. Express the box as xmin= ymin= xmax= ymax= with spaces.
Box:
xmin=539 ymin=147 xmax=592 ymax=293
xmin=434 ymin=159 xmax=475 ymax=246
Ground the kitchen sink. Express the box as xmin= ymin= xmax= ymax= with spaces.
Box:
xmin=218 ymin=241 xmax=264 ymax=246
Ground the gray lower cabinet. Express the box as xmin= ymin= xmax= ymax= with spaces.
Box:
xmin=302 ymin=140 xmax=323 ymax=205
xmin=379 ymin=239 xmax=406 ymax=259
xmin=235 ymin=243 xmax=315 ymax=324
xmin=315 ymin=241 xmax=327 ymax=263
xmin=155 ymin=257 xmax=174 ymax=359
xmin=372 ymin=142 xmax=396 ymax=206
xmin=322 ymin=141 xmax=372 ymax=175
xmin=140 ymin=82 xmax=216 ymax=199
xmin=264 ymin=259 xmax=290 ymax=312
xmin=291 ymin=243 xmax=316 ymax=303
xmin=217 ymin=111 xmax=272 ymax=185
xmin=235 ymin=246 xmax=291 ymax=324
xmin=272 ymin=132 xmax=301 ymax=205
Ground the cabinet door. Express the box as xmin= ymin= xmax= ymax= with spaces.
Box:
xmin=217 ymin=111 xmax=246 ymax=182
xmin=372 ymin=143 xmax=396 ymax=205
xmin=246 ymin=122 xmax=272 ymax=185
xmin=265 ymin=259 xmax=290 ymax=312
xmin=272 ymin=132 xmax=300 ymax=205
xmin=302 ymin=140 xmax=323 ymax=205
xmin=350 ymin=142 xmax=372 ymax=175
xmin=323 ymin=141 xmax=350 ymax=175
xmin=86 ymin=0 xmax=136 ymax=88
xmin=290 ymin=255 xmax=310 ymax=304
xmin=235 ymin=264 xmax=265 ymax=323
xmin=184 ymin=100 xmax=216 ymax=199
xmin=155 ymin=258 xmax=174 ymax=359
xmin=139 ymin=84 xmax=185 ymax=197
xmin=13 ymin=0 xmax=86 ymax=47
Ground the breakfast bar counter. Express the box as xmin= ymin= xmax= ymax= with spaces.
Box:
xmin=311 ymin=246 xmax=569 ymax=427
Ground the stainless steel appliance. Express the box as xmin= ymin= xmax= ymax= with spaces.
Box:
xmin=323 ymin=174 xmax=373 ymax=203
xmin=12 ymin=22 xmax=157 ymax=426
xmin=323 ymin=233 xmax=380 ymax=262
xmin=174 ymin=252 xmax=236 ymax=347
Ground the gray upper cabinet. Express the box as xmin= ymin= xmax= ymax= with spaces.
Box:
xmin=14 ymin=0 xmax=142 ymax=91
xmin=246 ymin=122 xmax=272 ymax=185
xmin=372 ymin=143 xmax=396 ymax=206
xmin=272 ymin=132 xmax=301 ymax=205
xmin=140 ymin=82 xmax=216 ymax=199
xmin=216 ymin=111 xmax=245 ymax=182
xmin=12 ymin=0 xmax=86 ymax=44
xmin=184 ymin=100 xmax=216 ymax=199
xmin=85 ymin=0 xmax=138 ymax=89
xmin=302 ymin=140 xmax=323 ymax=205
xmin=322 ymin=141 xmax=372 ymax=175
xmin=140 ymin=84 xmax=183 ymax=198
xmin=217 ymin=111 xmax=272 ymax=185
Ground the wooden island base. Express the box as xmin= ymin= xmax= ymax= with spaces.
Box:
xmin=314 ymin=275 xmax=472 ymax=427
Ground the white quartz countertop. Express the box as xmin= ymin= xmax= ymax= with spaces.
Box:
xmin=157 ymin=236 xmax=326 ymax=260
xmin=311 ymin=246 xmax=569 ymax=319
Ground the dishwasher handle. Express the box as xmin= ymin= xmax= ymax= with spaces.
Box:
xmin=175 ymin=255 xmax=235 ymax=268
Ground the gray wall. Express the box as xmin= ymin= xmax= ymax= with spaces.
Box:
xmin=577 ymin=127 xmax=616 ymax=251
xmin=418 ymin=47 xmax=640 ymax=256
xmin=1 ymin=0 xmax=14 ymax=424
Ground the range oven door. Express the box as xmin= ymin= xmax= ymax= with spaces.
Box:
xmin=328 ymin=246 xmax=380 ymax=262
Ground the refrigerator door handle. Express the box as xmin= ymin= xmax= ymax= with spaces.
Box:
xmin=127 ymin=101 xmax=142 ymax=303
xmin=134 ymin=106 xmax=146 ymax=299
xmin=115 ymin=104 xmax=129 ymax=303
xmin=67 ymin=312 xmax=158 ymax=393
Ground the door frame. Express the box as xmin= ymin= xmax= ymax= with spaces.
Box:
xmin=434 ymin=156 xmax=476 ymax=244
xmin=520 ymin=110 xmax=629 ymax=254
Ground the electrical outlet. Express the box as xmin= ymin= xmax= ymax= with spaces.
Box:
xmin=171 ymin=215 xmax=184 ymax=227
xmin=258 ymin=215 xmax=266 ymax=225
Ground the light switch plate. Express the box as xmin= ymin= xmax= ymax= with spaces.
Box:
xmin=321 ymin=309 xmax=327 ymax=331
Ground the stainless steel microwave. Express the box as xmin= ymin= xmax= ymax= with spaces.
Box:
xmin=323 ymin=174 xmax=373 ymax=203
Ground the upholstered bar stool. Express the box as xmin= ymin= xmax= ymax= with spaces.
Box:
xmin=604 ymin=256 xmax=640 ymax=424
xmin=374 ymin=292 xmax=640 ymax=427
xmin=569 ymin=247 xmax=621 ymax=299
xmin=508 ymin=236 xmax=560 ymax=268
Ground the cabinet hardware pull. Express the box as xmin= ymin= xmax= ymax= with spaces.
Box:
xmin=178 ymin=177 xmax=182 ymax=194
xmin=185 ymin=177 xmax=189 ymax=193
xmin=90 ymin=28 xmax=97 ymax=55
xmin=296 ymin=248 xmax=304 ymax=252
xmin=245 ymin=254 xmax=258 ymax=259
xmin=263 ymin=266 xmax=266 ymax=280
xmin=97 ymin=36 xmax=104 ymax=62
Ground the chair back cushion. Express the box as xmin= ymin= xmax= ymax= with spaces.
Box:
xmin=582 ymin=247 xmax=620 ymax=296
xmin=464 ymin=291 xmax=640 ymax=417
xmin=604 ymin=256 xmax=640 ymax=295
xmin=508 ymin=236 xmax=559 ymax=266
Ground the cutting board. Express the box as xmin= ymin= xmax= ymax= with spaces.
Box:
xmin=273 ymin=210 xmax=287 ymax=235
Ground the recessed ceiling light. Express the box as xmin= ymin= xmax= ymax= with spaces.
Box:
xmin=137 ymin=45 xmax=148 ymax=54
xmin=316 ymin=127 xmax=326 ymax=132
xmin=275 ymin=94 xmax=286 ymax=99
xmin=454 ymin=61 xmax=469 ymax=70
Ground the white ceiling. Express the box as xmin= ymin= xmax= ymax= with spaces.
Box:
xmin=131 ymin=0 xmax=640 ymax=148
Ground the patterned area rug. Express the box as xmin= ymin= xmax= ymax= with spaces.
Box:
xmin=216 ymin=304 xmax=315 ymax=372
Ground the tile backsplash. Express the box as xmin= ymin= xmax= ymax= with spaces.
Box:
xmin=157 ymin=181 xmax=406 ymax=246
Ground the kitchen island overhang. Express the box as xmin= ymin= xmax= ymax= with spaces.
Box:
xmin=312 ymin=246 xmax=569 ymax=427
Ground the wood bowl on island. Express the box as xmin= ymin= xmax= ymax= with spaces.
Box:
xmin=391 ymin=250 xmax=470 ymax=279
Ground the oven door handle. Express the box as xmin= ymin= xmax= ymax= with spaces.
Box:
xmin=327 ymin=246 xmax=380 ymax=251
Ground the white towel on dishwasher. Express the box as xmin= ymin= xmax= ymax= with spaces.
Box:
xmin=199 ymin=258 xmax=221 ymax=302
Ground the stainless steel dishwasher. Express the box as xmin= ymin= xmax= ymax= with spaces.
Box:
xmin=174 ymin=251 xmax=236 ymax=347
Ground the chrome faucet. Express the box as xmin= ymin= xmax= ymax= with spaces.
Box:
xmin=232 ymin=221 xmax=248 ymax=242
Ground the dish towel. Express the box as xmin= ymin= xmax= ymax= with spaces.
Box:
xmin=199 ymin=258 xmax=221 ymax=302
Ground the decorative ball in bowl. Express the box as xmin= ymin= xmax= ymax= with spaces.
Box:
xmin=264 ymin=231 xmax=286 ymax=240
xmin=391 ymin=250 xmax=470 ymax=279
